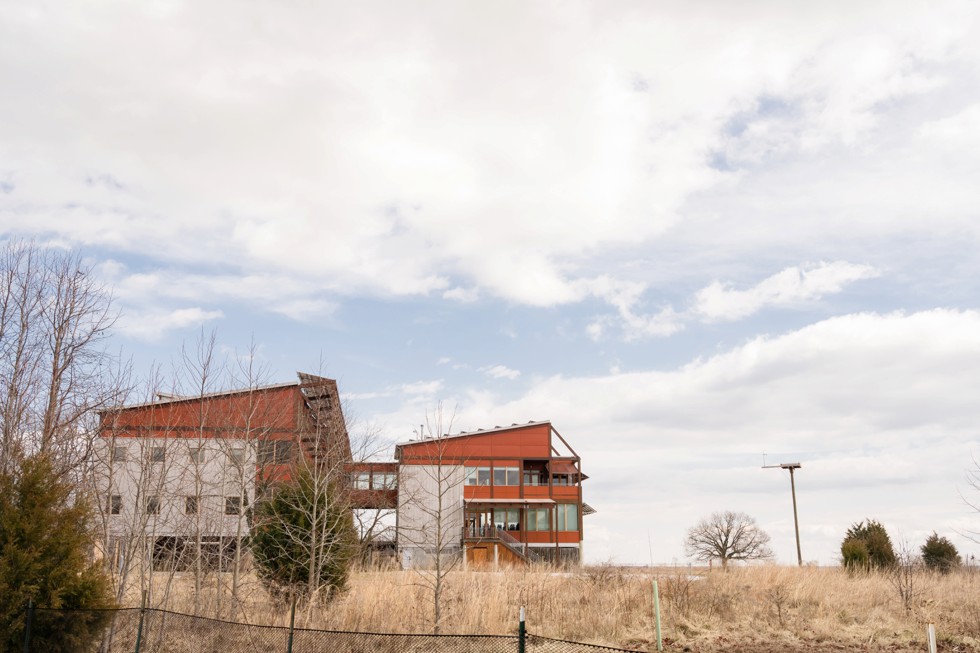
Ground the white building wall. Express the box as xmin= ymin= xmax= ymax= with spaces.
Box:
xmin=396 ymin=463 xmax=464 ymax=568
xmin=99 ymin=436 xmax=255 ymax=540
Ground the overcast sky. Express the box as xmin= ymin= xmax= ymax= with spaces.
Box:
xmin=3 ymin=0 xmax=980 ymax=565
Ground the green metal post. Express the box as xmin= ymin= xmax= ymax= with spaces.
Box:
xmin=133 ymin=591 xmax=147 ymax=653
xmin=518 ymin=606 xmax=526 ymax=653
xmin=286 ymin=596 xmax=297 ymax=653
xmin=653 ymin=580 xmax=663 ymax=652
xmin=22 ymin=599 xmax=34 ymax=653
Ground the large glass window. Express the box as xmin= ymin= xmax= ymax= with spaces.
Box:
xmin=493 ymin=508 xmax=520 ymax=531
xmin=352 ymin=472 xmax=371 ymax=489
xmin=376 ymin=472 xmax=397 ymax=489
xmin=465 ymin=467 xmax=491 ymax=486
xmin=526 ymin=507 xmax=552 ymax=531
xmin=149 ymin=446 xmax=166 ymax=463
xmin=112 ymin=446 xmax=127 ymax=463
xmin=556 ymin=504 xmax=578 ymax=531
xmin=493 ymin=467 xmax=520 ymax=486
xmin=258 ymin=440 xmax=294 ymax=465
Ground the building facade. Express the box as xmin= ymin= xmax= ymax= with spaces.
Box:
xmin=394 ymin=421 xmax=590 ymax=567
xmin=98 ymin=374 xmax=589 ymax=570
xmin=97 ymin=373 xmax=348 ymax=569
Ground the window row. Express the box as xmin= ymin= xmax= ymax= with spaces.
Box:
xmin=464 ymin=465 xmax=577 ymax=487
xmin=108 ymin=494 xmax=249 ymax=516
xmin=111 ymin=444 xmax=249 ymax=466
xmin=482 ymin=505 xmax=579 ymax=532
xmin=351 ymin=471 xmax=397 ymax=490
xmin=465 ymin=466 xmax=520 ymax=486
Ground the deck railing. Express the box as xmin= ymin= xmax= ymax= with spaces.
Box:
xmin=462 ymin=524 xmax=529 ymax=561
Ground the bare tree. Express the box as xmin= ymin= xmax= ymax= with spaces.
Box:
xmin=0 ymin=240 xmax=124 ymax=473
xmin=397 ymin=404 xmax=466 ymax=633
xmin=684 ymin=510 xmax=774 ymax=569
xmin=890 ymin=538 xmax=920 ymax=611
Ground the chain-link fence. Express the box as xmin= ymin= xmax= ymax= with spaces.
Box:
xmin=22 ymin=604 xmax=640 ymax=653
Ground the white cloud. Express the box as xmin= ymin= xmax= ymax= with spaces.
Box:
xmin=1 ymin=1 xmax=975 ymax=321
xmin=693 ymin=261 xmax=880 ymax=322
xmin=392 ymin=309 xmax=980 ymax=563
xmin=588 ymin=261 xmax=878 ymax=341
xmin=119 ymin=307 xmax=224 ymax=341
xmin=480 ymin=365 xmax=521 ymax=380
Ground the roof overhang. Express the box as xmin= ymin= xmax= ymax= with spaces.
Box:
xmin=464 ymin=498 xmax=556 ymax=505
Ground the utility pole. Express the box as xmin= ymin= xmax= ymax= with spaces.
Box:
xmin=763 ymin=461 xmax=803 ymax=566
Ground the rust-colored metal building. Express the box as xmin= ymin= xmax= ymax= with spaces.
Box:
xmin=97 ymin=373 xmax=349 ymax=568
xmin=99 ymin=372 xmax=589 ymax=569
xmin=394 ymin=421 xmax=590 ymax=566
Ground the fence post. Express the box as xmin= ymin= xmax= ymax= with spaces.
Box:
xmin=927 ymin=623 xmax=937 ymax=653
xmin=518 ymin=606 xmax=525 ymax=653
xmin=286 ymin=596 xmax=297 ymax=653
xmin=133 ymin=590 xmax=147 ymax=653
xmin=653 ymin=580 xmax=663 ymax=652
xmin=22 ymin=599 xmax=34 ymax=653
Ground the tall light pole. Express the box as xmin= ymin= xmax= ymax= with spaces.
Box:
xmin=764 ymin=461 xmax=803 ymax=566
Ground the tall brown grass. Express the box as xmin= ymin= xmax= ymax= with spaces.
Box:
xmin=140 ymin=564 xmax=980 ymax=651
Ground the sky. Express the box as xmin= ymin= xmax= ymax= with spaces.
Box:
xmin=2 ymin=0 xmax=980 ymax=565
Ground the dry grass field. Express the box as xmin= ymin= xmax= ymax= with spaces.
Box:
xmin=142 ymin=564 xmax=980 ymax=652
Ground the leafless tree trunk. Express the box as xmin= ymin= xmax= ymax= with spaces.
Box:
xmin=397 ymin=404 xmax=465 ymax=633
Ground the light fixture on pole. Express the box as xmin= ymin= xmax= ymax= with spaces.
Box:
xmin=763 ymin=461 xmax=803 ymax=566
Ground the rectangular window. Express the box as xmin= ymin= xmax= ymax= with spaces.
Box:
xmin=111 ymin=446 xmax=127 ymax=463
xmin=493 ymin=508 xmax=520 ymax=531
xmin=376 ymin=472 xmax=397 ymax=489
xmin=228 ymin=447 xmax=245 ymax=466
xmin=188 ymin=446 xmax=205 ymax=464
xmin=225 ymin=496 xmax=243 ymax=515
xmin=185 ymin=496 xmax=198 ymax=515
xmin=149 ymin=446 xmax=165 ymax=463
xmin=109 ymin=494 xmax=122 ymax=515
xmin=556 ymin=504 xmax=578 ymax=531
xmin=493 ymin=467 xmax=520 ymax=486
xmin=146 ymin=496 xmax=160 ymax=515
xmin=526 ymin=507 xmax=552 ymax=531
xmin=258 ymin=440 xmax=294 ymax=465
xmin=523 ymin=469 xmax=544 ymax=486
xmin=465 ymin=467 xmax=491 ymax=486
xmin=352 ymin=472 xmax=371 ymax=490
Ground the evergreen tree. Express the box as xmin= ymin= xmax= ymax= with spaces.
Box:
xmin=841 ymin=519 xmax=896 ymax=570
xmin=250 ymin=468 xmax=356 ymax=605
xmin=0 ymin=455 xmax=113 ymax=652
xmin=921 ymin=532 xmax=960 ymax=574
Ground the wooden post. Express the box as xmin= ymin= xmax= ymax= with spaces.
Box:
xmin=653 ymin=580 xmax=663 ymax=652
xmin=519 ymin=606 xmax=526 ymax=653
xmin=286 ymin=596 xmax=297 ymax=653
